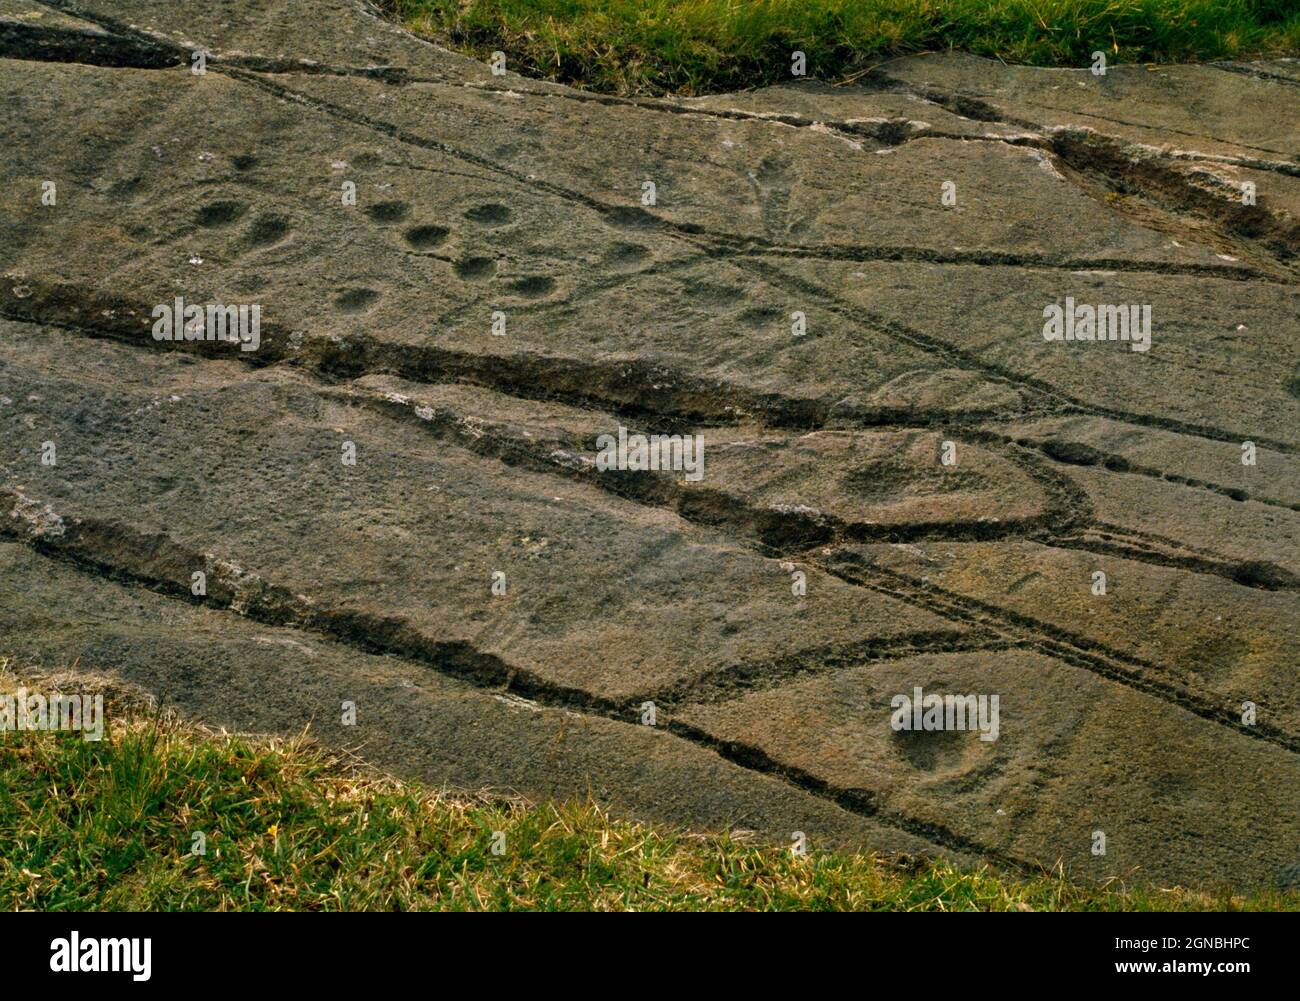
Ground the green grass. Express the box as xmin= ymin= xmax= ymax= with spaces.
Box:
xmin=2 ymin=667 xmax=1295 ymax=911
xmin=386 ymin=0 xmax=1300 ymax=95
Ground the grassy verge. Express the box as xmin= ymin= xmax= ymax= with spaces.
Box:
xmin=1 ymin=666 xmax=1294 ymax=911
xmin=387 ymin=0 xmax=1300 ymax=96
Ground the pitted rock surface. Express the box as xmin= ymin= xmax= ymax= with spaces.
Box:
xmin=2 ymin=0 xmax=1298 ymax=889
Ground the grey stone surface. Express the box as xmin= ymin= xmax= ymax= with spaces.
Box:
xmin=1 ymin=0 xmax=1297 ymax=890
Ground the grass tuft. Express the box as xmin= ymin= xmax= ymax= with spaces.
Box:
xmin=386 ymin=0 xmax=1300 ymax=96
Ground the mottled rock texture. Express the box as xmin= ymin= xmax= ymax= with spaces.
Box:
xmin=1 ymin=0 xmax=1297 ymax=889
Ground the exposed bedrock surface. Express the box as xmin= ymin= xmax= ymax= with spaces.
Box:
xmin=1 ymin=0 xmax=1297 ymax=890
